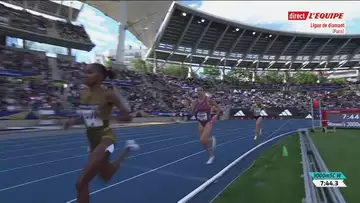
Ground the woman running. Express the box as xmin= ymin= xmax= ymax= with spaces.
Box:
xmin=64 ymin=63 xmax=139 ymax=203
xmin=251 ymin=97 xmax=265 ymax=140
xmin=190 ymin=87 xmax=220 ymax=164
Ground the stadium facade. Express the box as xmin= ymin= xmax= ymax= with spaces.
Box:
xmin=146 ymin=2 xmax=360 ymax=80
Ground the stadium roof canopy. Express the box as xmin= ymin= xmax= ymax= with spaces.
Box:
xmin=146 ymin=2 xmax=360 ymax=71
xmin=1 ymin=0 xmax=82 ymax=21
xmin=81 ymin=0 xmax=173 ymax=48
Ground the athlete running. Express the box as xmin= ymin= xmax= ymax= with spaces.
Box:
xmin=64 ymin=63 xmax=139 ymax=203
xmin=251 ymin=97 xmax=265 ymax=141
xmin=190 ymin=87 xmax=220 ymax=164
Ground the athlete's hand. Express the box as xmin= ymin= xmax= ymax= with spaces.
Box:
xmin=211 ymin=115 xmax=218 ymax=124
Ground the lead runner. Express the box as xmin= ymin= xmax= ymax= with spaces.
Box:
xmin=64 ymin=63 xmax=139 ymax=203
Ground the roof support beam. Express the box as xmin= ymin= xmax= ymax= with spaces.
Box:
xmin=164 ymin=15 xmax=194 ymax=63
xmin=191 ymin=21 xmax=212 ymax=55
xmin=242 ymin=33 xmax=262 ymax=59
xmin=226 ymin=29 xmax=246 ymax=57
xmin=260 ymin=34 xmax=279 ymax=59
xmin=215 ymin=29 xmax=246 ymax=66
xmin=278 ymin=36 xmax=296 ymax=58
xmin=293 ymin=38 xmax=313 ymax=61
xmin=310 ymin=38 xmax=331 ymax=61
xmin=348 ymin=44 xmax=360 ymax=61
xmin=183 ymin=21 xmax=212 ymax=63
xmin=285 ymin=38 xmax=313 ymax=69
xmin=330 ymin=38 xmax=352 ymax=61
xmin=350 ymin=61 xmax=360 ymax=69
xmin=211 ymin=25 xmax=229 ymax=55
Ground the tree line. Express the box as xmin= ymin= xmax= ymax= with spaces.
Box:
xmin=129 ymin=59 xmax=346 ymax=85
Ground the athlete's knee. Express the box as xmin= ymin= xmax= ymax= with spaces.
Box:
xmin=76 ymin=179 xmax=84 ymax=191
xmin=256 ymin=119 xmax=262 ymax=125
xmin=200 ymin=137 xmax=207 ymax=145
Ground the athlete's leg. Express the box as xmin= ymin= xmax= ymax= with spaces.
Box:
xmin=76 ymin=138 xmax=114 ymax=203
xmin=255 ymin=117 xmax=263 ymax=137
xmin=98 ymin=140 xmax=139 ymax=182
xmin=200 ymin=122 xmax=216 ymax=164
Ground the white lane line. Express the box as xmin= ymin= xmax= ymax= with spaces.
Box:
xmin=0 ymin=130 xmax=192 ymax=154
xmin=0 ymin=133 xmax=249 ymax=192
xmin=0 ymin=127 xmax=245 ymax=173
xmin=0 ymin=128 xmax=232 ymax=160
xmin=64 ymin=134 xmax=252 ymax=203
xmin=0 ymin=127 xmax=177 ymax=148
xmin=0 ymin=128 xmax=249 ymax=191
xmin=125 ymin=164 xmax=208 ymax=182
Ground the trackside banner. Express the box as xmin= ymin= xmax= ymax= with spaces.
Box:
xmin=230 ymin=107 xmax=310 ymax=120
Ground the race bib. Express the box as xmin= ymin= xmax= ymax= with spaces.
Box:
xmin=197 ymin=112 xmax=208 ymax=121
xmin=77 ymin=109 xmax=103 ymax=127
xmin=255 ymin=108 xmax=261 ymax=114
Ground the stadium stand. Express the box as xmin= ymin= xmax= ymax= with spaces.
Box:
xmin=0 ymin=2 xmax=360 ymax=118
xmin=146 ymin=3 xmax=360 ymax=71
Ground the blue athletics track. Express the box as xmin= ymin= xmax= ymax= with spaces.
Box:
xmin=0 ymin=119 xmax=311 ymax=203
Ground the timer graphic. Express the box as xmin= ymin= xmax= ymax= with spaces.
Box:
xmin=342 ymin=114 xmax=360 ymax=120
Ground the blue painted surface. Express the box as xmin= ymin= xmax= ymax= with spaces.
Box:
xmin=0 ymin=120 xmax=311 ymax=203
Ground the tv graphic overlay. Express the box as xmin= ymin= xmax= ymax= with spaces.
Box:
xmin=310 ymin=172 xmax=347 ymax=188
xmin=288 ymin=11 xmax=345 ymax=34
xmin=323 ymin=109 xmax=360 ymax=128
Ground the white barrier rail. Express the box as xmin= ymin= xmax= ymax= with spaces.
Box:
xmin=177 ymin=129 xmax=299 ymax=203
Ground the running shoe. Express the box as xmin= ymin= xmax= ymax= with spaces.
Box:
xmin=125 ymin=140 xmax=140 ymax=151
xmin=206 ymin=156 xmax=215 ymax=164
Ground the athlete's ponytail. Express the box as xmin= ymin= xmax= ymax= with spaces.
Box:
xmin=106 ymin=69 xmax=116 ymax=80
xmin=91 ymin=63 xmax=117 ymax=80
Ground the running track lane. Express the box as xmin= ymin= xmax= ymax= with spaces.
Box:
xmin=0 ymin=120 xmax=312 ymax=203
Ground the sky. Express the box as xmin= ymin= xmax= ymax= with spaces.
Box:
xmin=71 ymin=1 xmax=360 ymax=63
xmin=5 ymin=1 xmax=360 ymax=63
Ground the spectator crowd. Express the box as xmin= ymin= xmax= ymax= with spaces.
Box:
xmin=1 ymin=45 xmax=360 ymax=114
xmin=0 ymin=3 xmax=359 ymax=115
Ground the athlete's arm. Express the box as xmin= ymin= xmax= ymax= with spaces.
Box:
xmin=190 ymin=100 xmax=196 ymax=116
xmin=106 ymin=91 xmax=132 ymax=122
xmin=209 ymin=99 xmax=221 ymax=116
xmin=250 ymin=104 xmax=255 ymax=112
xmin=64 ymin=116 xmax=82 ymax=130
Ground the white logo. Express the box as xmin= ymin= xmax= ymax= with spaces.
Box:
xmin=234 ymin=110 xmax=245 ymax=117
xmin=305 ymin=114 xmax=313 ymax=119
xmin=279 ymin=109 xmax=292 ymax=116
xmin=260 ymin=110 xmax=268 ymax=116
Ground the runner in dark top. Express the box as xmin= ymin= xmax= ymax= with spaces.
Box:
xmin=250 ymin=97 xmax=265 ymax=140
xmin=190 ymin=87 xmax=220 ymax=164
xmin=64 ymin=63 xmax=139 ymax=203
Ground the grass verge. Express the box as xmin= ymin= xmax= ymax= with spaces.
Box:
xmin=215 ymin=135 xmax=304 ymax=203
xmin=311 ymin=129 xmax=360 ymax=203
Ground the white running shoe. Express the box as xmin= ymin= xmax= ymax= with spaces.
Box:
xmin=206 ymin=156 xmax=215 ymax=165
xmin=212 ymin=136 xmax=216 ymax=150
xmin=125 ymin=140 xmax=140 ymax=151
